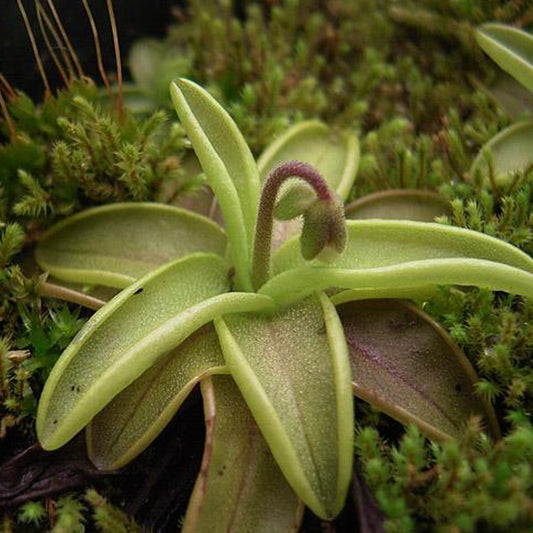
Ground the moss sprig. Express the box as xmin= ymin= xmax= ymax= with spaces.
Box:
xmin=84 ymin=489 xmax=149 ymax=533
xmin=356 ymin=421 xmax=533 ymax=532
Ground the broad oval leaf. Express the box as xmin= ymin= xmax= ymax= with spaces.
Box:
xmin=337 ymin=299 xmax=499 ymax=440
xmin=476 ymin=23 xmax=533 ymax=95
xmin=170 ymin=79 xmax=260 ymax=291
xmin=37 ymin=253 xmax=274 ymax=450
xmin=273 ymin=220 xmax=533 ymax=274
xmin=345 ymin=190 xmax=449 ymax=222
xmin=476 ymin=73 xmax=533 ymax=119
xmin=263 ymin=220 xmax=533 ymax=307
xmin=214 ymin=293 xmax=353 ymax=520
xmin=128 ymin=39 xmax=163 ymax=91
xmin=258 ymin=121 xmax=360 ymax=201
xmin=36 ymin=203 xmax=227 ymax=288
xmin=470 ymin=121 xmax=533 ymax=186
xmin=87 ymin=325 xmax=228 ymax=471
xmin=182 ymin=376 xmax=303 ymax=533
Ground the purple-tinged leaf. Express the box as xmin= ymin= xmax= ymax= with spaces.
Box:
xmin=338 ymin=299 xmax=499 ymax=440
xmin=352 ymin=463 xmax=385 ymax=533
xmin=182 ymin=376 xmax=303 ymax=533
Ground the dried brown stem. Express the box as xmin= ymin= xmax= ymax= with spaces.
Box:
xmin=106 ymin=0 xmax=123 ymax=119
xmin=81 ymin=0 xmax=113 ymax=100
xmin=0 ymin=89 xmax=16 ymax=138
xmin=38 ymin=0 xmax=76 ymax=82
xmin=37 ymin=281 xmax=106 ymax=310
xmin=46 ymin=0 xmax=84 ymax=79
xmin=17 ymin=0 xmax=52 ymax=98
xmin=35 ymin=0 xmax=70 ymax=86
xmin=0 ymin=73 xmax=16 ymax=99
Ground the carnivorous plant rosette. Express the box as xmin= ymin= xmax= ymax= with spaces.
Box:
xmin=35 ymin=79 xmax=533 ymax=526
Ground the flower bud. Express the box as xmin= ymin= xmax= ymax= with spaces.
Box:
xmin=300 ymin=195 xmax=346 ymax=261
xmin=274 ymin=183 xmax=316 ymax=220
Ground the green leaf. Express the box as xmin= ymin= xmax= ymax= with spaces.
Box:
xmin=36 ymin=203 xmax=227 ymax=288
xmin=470 ymin=121 xmax=533 ymax=186
xmin=258 ymin=121 xmax=359 ymax=201
xmin=263 ymin=220 xmax=533 ymax=307
xmin=476 ymin=23 xmax=533 ymax=95
xmin=214 ymin=293 xmax=353 ymax=520
xmin=170 ymin=79 xmax=260 ymax=291
xmin=87 ymin=325 xmax=228 ymax=471
xmin=274 ymin=220 xmax=533 ymax=273
xmin=476 ymin=73 xmax=533 ymax=119
xmin=345 ymin=190 xmax=449 ymax=222
xmin=128 ymin=39 xmax=164 ymax=91
xmin=182 ymin=376 xmax=303 ymax=533
xmin=37 ymin=253 xmax=273 ymax=450
xmin=337 ymin=299 xmax=500 ymax=440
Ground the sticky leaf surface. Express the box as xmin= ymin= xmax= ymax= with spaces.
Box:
xmin=470 ymin=121 xmax=533 ymax=186
xmin=476 ymin=23 xmax=533 ymax=94
xmin=36 ymin=203 xmax=226 ymax=288
xmin=345 ymin=190 xmax=449 ymax=222
xmin=37 ymin=253 xmax=272 ymax=450
xmin=215 ymin=294 xmax=353 ymax=519
xmin=182 ymin=376 xmax=302 ymax=533
xmin=170 ymin=79 xmax=259 ymax=290
xmin=264 ymin=220 xmax=533 ymax=307
xmin=88 ymin=325 xmax=227 ymax=471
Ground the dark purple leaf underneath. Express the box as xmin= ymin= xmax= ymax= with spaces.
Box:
xmin=352 ymin=463 xmax=386 ymax=533
xmin=338 ymin=299 xmax=500 ymax=441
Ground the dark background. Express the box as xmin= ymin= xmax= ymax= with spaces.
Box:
xmin=0 ymin=0 xmax=184 ymax=100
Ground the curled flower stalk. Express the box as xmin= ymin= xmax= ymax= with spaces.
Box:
xmin=252 ymin=160 xmax=346 ymax=290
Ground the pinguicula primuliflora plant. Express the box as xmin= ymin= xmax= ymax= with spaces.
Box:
xmin=34 ymin=79 xmax=533 ymax=527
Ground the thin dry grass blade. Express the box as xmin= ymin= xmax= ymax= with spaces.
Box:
xmin=17 ymin=0 xmax=52 ymax=98
xmin=0 ymin=89 xmax=16 ymax=138
xmin=106 ymin=0 xmax=123 ymax=118
xmin=35 ymin=0 xmax=70 ymax=86
xmin=81 ymin=0 xmax=112 ymax=98
xmin=46 ymin=0 xmax=84 ymax=78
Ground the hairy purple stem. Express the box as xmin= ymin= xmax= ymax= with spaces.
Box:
xmin=252 ymin=160 xmax=334 ymax=290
